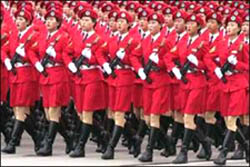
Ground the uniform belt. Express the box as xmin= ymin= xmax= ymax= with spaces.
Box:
xmin=14 ymin=62 xmax=31 ymax=68
xmin=80 ymin=65 xmax=100 ymax=70
xmin=115 ymin=65 xmax=133 ymax=70
xmin=187 ymin=68 xmax=198 ymax=73
xmin=225 ymin=70 xmax=239 ymax=76
xmin=45 ymin=63 xmax=62 ymax=68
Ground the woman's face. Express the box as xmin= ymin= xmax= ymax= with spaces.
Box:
xmin=174 ymin=18 xmax=186 ymax=34
xmin=207 ymin=19 xmax=220 ymax=33
xmin=16 ymin=16 xmax=29 ymax=31
xmin=45 ymin=17 xmax=59 ymax=32
xmin=80 ymin=16 xmax=95 ymax=32
xmin=117 ymin=18 xmax=129 ymax=33
xmin=148 ymin=20 xmax=161 ymax=35
xmin=139 ymin=17 xmax=148 ymax=31
xmin=108 ymin=17 xmax=117 ymax=32
xmin=226 ymin=22 xmax=240 ymax=36
xmin=241 ymin=22 xmax=249 ymax=36
xmin=186 ymin=21 xmax=199 ymax=36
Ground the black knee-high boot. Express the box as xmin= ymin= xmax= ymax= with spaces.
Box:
xmin=214 ymin=129 xmax=236 ymax=165
xmin=2 ymin=120 xmax=24 ymax=154
xmin=69 ymin=122 xmax=92 ymax=157
xmin=138 ymin=127 xmax=159 ymax=162
xmin=24 ymin=115 xmax=42 ymax=153
xmin=234 ymin=128 xmax=249 ymax=163
xmin=172 ymin=128 xmax=194 ymax=164
xmin=57 ymin=120 xmax=73 ymax=154
xmin=101 ymin=125 xmax=123 ymax=160
xmin=133 ymin=119 xmax=148 ymax=158
xmin=194 ymin=127 xmax=212 ymax=160
xmin=36 ymin=121 xmax=58 ymax=156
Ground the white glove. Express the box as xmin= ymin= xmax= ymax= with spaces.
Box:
xmin=103 ymin=62 xmax=112 ymax=75
xmin=227 ymin=55 xmax=238 ymax=65
xmin=214 ymin=67 xmax=223 ymax=79
xmin=116 ymin=48 xmax=126 ymax=60
xmin=46 ymin=46 xmax=56 ymax=58
xmin=172 ymin=66 xmax=182 ymax=80
xmin=35 ymin=62 xmax=44 ymax=73
xmin=187 ymin=54 xmax=198 ymax=66
xmin=149 ymin=52 xmax=159 ymax=64
xmin=68 ymin=62 xmax=77 ymax=73
xmin=81 ymin=48 xmax=92 ymax=60
xmin=138 ymin=68 xmax=146 ymax=80
xmin=4 ymin=58 xmax=12 ymax=71
xmin=16 ymin=44 xmax=25 ymax=57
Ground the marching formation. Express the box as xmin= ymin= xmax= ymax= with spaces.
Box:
xmin=0 ymin=0 xmax=249 ymax=165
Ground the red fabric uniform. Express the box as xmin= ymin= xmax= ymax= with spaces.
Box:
xmin=218 ymin=36 xmax=249 ymax=116
xmin=167 ymin=34 xmax=209 ymax=114
xmin=1 ymin=24 xmax=10 ymax=102
xmin=164 ymin=31 xmax=189 ymax=111
xmin=98 ymin=33 xmax=139 ymax=112
xmin=28 ymin=28 xmax=71 ymax=108
xmin=132 ymin=32 xmax=171 ymax=115
xmin=131 ymin=28 xmax=146 ymax=108
xmin=2 ymin=26 xmax=39 ymax=107
xmin=203 ymin=32 xmax=224 ymax=112
xmin=70 ymin=31 xmax=107 ymax=112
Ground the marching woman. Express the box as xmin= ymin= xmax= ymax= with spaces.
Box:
xmin=198 ymin=12 xmax=225 ymax=159
xmin=168 ymin=14 xmax=212 ymax=164
xmin=132 ymin=12 xmax=172 ymax=162
xmin=1 ymin=7 xmax=10 ymax=106
xmin=213 ymin=14 xmax=249 ymax=165
xmin=67 ymin=8 xmax=107 ymax=158
xmin=98 ymin=11 xmax=140 ymax=160
xmin=131 ymin=8 xmax=152 ymax=158
xmin=1 ymin=7 xmax=40 ymax=154
xmin=27 ymin=7 xmax=72 ymax=156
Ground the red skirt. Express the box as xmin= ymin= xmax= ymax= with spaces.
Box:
xmin=169 ymin=83 xmax=181 ymax=111
xmin=108 ymin=85 xmax=133 ymax=112
xmin=180 ymin=87 xmax=206 ymax=115
xmin=75 ymin=81 xmax=106 ymax=113
xmin=220 ymin=89 xmax=247 ymax=117
xmin=10 ymin=81 xmax=38 ymax=107
xmin=132 ymin=83 xmax=143 ymax=108
xmin=206 ymin=84 xmax=221 ymax=111
xmin=1 ymin=77 xmax=9 ymax=102
xmin=143 ymin=86 xmax=171 ymax=116
xmin=41 ymin=82 xmax=70 ymax=108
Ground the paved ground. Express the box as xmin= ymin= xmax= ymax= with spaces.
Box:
xmin=1 ymin=132 xmax=249 ymax=166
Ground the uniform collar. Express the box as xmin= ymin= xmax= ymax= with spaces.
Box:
xmin=244 ymin=37 xmax=249 ymax=44
xmin=188 ymin=34 xmax=199 ymax=45
xmin=167 ymin=26 xmax=175 ymax=33
xmin=131 ymin=22 xmax=137 ymax=29
xmin=152 ymin=32 xmax=161 ymax=42
xmin=85 ymin=30 xmax=95 ymax=39
xmin=118 ymin=32 xmax=129 ymax=41
xmin=19 ymin=25 xmax=31 ymax=39
xmin=139 ymin=29 xmax=150 ymax=38
xmin=200 ymin=27 xmax=207 ymax=35
xmin=110 ymin=31 xmax=119 ymax=37
xmin=209 ymin=32 xmax=220 ymax=42
xmin=228 ymin=36 xmax=238 ymax=46
xmin=48 ymin=30 xmax=58 ymax=39
xmin=177 ymin=31 xmax=187 ymax=40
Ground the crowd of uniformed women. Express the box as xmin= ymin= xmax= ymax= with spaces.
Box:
xmin=0 ymin=1 xmax=249 ymax=165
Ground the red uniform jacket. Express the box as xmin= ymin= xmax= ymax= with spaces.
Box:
xmin=204 ymin=32 xmax=226 ymax=87
xmin=98 ymin=33 xmax=140 ymax=87
xmin=167 ymin=34 xmax=209 ymax=90
xmin=132 ymin=32 xmax=171 ymax=89
xmin=218 ymin=36 xmax=249 ymax=92
xmin=69 ymin=31 xmax=106 ymax=85
xmin=28 ymin=28 xmax=71 ymax=85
